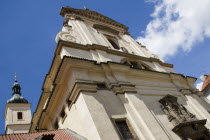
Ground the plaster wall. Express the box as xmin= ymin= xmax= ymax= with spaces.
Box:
xmin=6 ymin=124 xmax=30 ymax=134
xmin=5 ymin=104 xmax=31 ymax=134
xmin=58 ymin=66 xmax=210 ymax=140
xmin=60 ymin=91 xmax=121 ymax=140
xmin=57 ymin=19 xmax=175 ymax=73
xmin=5 ymin=106 xmax=31 ymax=126
xmin=60 ymin=46 xmax=174 ymax=73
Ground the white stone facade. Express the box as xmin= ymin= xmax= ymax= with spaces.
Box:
xmin=5 ymin=103 xmax=31 ymax=134
xmin=30 ymin=7 xmax=210 ymax=140
xmin=56 ymin=17 xmax=174 ymax=74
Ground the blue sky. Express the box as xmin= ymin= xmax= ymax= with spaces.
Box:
xmin=0 ymin=0 xmax=210 ymax=134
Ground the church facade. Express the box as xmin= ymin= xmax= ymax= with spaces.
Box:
xmin=28 ymin=7 xmax=210 ymax=140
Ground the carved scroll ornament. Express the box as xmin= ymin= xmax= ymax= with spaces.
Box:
xmin=55 ymin=25 xmax=77 ymax=43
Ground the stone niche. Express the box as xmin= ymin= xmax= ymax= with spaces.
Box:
xmin=159 ymin=95 xmax=210 ymax=140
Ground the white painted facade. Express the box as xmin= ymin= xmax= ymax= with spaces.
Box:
xmin=56 ymin=17 xmax=174 ymax=73
xmin=5 ymin=103 xmax=31 ymax=134
xmin=30 ymin=7 xmax=210 ymax=140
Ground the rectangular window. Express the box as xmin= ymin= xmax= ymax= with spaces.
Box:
xmin=114 ymin=119 xmax=137 ymax=140
xmin=17 ymin=112 xmax=23 ymax=120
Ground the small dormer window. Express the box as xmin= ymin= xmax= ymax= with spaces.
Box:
xmin=17 ymin=112 xmax=23 ymax=120
xmin=108 ymin=39 xmax=120 ymax=50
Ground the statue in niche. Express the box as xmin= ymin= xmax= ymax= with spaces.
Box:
xmin=159 ymin=95 xmax=196 ymax=125
xmin=159 ymin=95 xmax=210 ymax=140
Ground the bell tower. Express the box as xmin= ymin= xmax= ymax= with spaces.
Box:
xmin=4 ymin=77 xmax=31 ymax=134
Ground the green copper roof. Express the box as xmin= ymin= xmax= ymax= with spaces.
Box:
xmin=7 ymin=94 xmax=28 ymax=103
xmin=7 ymin=80 xmax=29 ymax=104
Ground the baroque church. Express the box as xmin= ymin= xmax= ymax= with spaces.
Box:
xmin=3 ymin=6 xmax=210 ymax=140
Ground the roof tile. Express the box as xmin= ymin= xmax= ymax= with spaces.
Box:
xmin=0 ymin=129 xmax=85 ymax=140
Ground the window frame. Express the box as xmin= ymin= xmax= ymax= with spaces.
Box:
xmin=107 ymin=38 xmax=120 ymax=50
xmin=103 ymin=34 xmax=121 ymax=50
xmin=17 ymin=112 xmax=23 ymax=120
xmin=112 ymin=118 xmax=138 ymax=140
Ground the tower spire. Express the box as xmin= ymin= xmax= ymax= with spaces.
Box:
xmin=7 ymin=73 xmax=28 ymax=103
xmin=5 ymin=73 xmax=31 ymax=134
xmin=14 ymin=72 xmax=17 ymax=82
xmin=12 ymin=72 xmax=21 ymax=96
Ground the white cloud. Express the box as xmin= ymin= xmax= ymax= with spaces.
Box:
xmin=196 ymin=81 xmax=203 ymax=91
xmin=137 ymin=0 xmax=210 ymax=59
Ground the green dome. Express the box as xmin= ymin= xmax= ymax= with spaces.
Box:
xmin=7 ymin=94 xmax=28 ymax=103
xmin=7 ymin=80 xmax=28 ymax=104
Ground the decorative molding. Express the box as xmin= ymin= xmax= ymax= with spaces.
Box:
xmin=179 ymin=89 xmax=194 ymax=95
xmin=111 ymin=83 xmax=137 ymax=95
xmin=55 ymin=40 xmax=174 ymax=68
xmin=140 ymin=94 xmax=181 ymax=97
xmin=159 ymin=94 xmax=210 ymax=139
xmin=55 ymin=26 xmax=77 ymax=43
xmin=93 ymin=24 xmax=119 ymax=35
xmin=159 ymin=95 xmax=196 ymax=125
xmin=60 ymin=7 xmax=128 ymax=32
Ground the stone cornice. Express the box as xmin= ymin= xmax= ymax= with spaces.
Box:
xmin=93 ymin=24 xmax=119 ymax=35
xmin=31 ymin=54 xmax=197 ymax=132
xmin=69 ymin=82 xmax=97 ymax=103
xmin=60 ymin=7 xmax=128 ymax=32
xmin=38 ymin=81 xmax=98 ymax=129
xmin=55 ymin=40 xmax=174 ymax=68
xmin=111 ymin=83 xmax=137 ymax=95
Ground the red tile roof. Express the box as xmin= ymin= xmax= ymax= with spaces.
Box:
xmin=0 ymin=129 xmax=86 ymax=140
xmin=202 ymin=74 xmax=210 ymax=91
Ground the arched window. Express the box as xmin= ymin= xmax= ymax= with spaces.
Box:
xmin=108 ymin=39 xmax=120 ymax=50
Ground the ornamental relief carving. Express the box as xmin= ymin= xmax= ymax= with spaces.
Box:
xmin=159 ymin=95 xmax=196 ymax=125
xmin=55 ymin=25 xmax=77 ymax=43
xmin=159 ymin=95 xmax=210 ymax=140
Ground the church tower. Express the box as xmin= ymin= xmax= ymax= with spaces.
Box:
xmin=30 ymin=7 xmax=210 ymax=140
xmin=5 ymin=79 xmax=31 ymax=134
